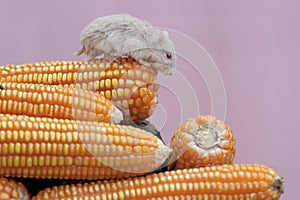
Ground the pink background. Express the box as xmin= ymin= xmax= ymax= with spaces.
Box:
xmin=0 ymin=1 xmax=298 ymax=199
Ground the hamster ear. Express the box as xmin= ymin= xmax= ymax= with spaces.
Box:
xmin=156 ymin=30 xmax=170 ymax=44
xmin=162 ymin=30 xmax=169 ymax=37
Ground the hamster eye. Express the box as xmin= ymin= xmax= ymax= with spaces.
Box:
xmin=166 ymin=53 xmax=172 ymax=59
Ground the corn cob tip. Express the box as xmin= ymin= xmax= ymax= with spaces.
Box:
xmin=155 ymin=139 xmax=173 ymax=167
xmin=272 ymin=175 xmax=284 ymax=194
xmin=109 ymin=104 xmax=124 ymax=123
xmin=169 ymin=115 xmax=236 ymax=170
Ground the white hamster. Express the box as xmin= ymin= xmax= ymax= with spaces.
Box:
xmin=75 ymin=14 xmax=176 ymax=76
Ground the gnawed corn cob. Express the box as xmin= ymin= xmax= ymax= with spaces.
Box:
xmin=0 ymin=57 xmax=159 ymax=122
xmin=169 ymin=115 xmax=236 ymax=170
xmin=32 ymin=164 xmax=284 ymax=200
xmin=0 ymin=177 xmax=29 ymax=200
xmin=0 ymin=114 xmax=171 ymax=180
xmin=0 ymin=82 xmax=122 ymax=123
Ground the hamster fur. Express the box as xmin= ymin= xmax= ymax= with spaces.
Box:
xmin=75 ymin=14 xmax=176 ymax=76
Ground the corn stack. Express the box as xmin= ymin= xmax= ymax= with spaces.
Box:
xmin=0 ymin=57 xmax=159 ymax=122
xmin=0 ymin=114 xmax=171 ymax=180
xmin=32 ymin=164 xmax=284 ymax=200
xmin=0 ymin=82 xmax=123 ymax=123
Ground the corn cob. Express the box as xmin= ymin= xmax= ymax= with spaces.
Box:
xmin=169 ymin=115 xmax=236 ymax=170
xmin=0 ymin=82 xmax=122 ymax=123
xmin=0 ymin=57 xmax=159 ymax=122
xmin=32 ymin=164 xmax=284 ymax=200
xmin=0 ymin=114 xmax=171 ymax=180
xmin=0 ymin=177 xmax=29 ymax=200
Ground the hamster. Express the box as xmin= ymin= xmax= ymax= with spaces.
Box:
xmin=75 ymin=14 xmax=176 ymax=76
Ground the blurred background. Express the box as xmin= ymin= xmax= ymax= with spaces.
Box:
xmin=0 ymin=1 xmax=298 ymax=199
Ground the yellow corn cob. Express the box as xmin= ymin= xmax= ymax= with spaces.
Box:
xmin=0 ymin=58 xmax=159 ymax=122
xmin=169 ymin=115 xmax=236 ymax=170
xmin=0 ymin=177 xmax=29 ymax=200
xmin=0 ymin=82 xmax=122 ymax=123
xmin=32 ymin=164 xmax=284 ymax=200
xmin=0 ymin=114 xmax=170 ymax=180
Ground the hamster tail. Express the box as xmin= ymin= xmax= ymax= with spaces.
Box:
xmin=74 ymin=47 xmax=85 ymax=56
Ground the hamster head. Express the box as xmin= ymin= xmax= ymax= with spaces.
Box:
xmin=133 ymin=48 xmax=176 ymax=76
xmin=129 ymin=30 xmax=176 ymax=76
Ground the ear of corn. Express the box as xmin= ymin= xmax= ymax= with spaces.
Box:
xmin=0 ymin=58 xmax=159 ymax=122
xmin=0 ymin=82 xmax=123 ymax=123
xmin=169 ymin=115 xmax=236 ymax=170
xmin=32 ymin=164 xmax=284 ymax=200
xmin=0 ymin=177 xmax=29 ymax=200
xmin=0 ymin=114 xmax=171 ymax=180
